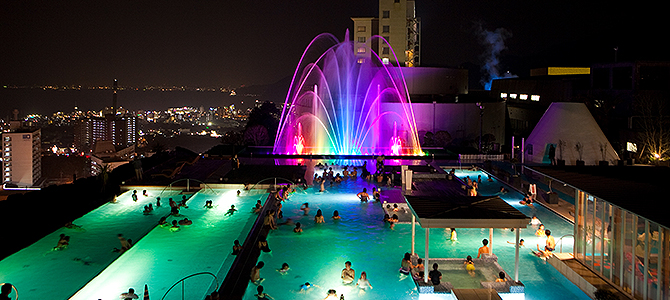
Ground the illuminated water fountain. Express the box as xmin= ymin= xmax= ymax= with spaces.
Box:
xmin=274 ymin=32 xmax=423 ymax=156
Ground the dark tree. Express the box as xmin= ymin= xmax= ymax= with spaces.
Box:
xmin=245 ymin=101 xmax=280 ymax=145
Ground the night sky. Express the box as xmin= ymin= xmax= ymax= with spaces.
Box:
xmin=0 ymin=1 xmax=663 ymax=88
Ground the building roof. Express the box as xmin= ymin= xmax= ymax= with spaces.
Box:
xmin=405 ymin=177 xmax=529 ymax=228
xmin=530 ymin=166 xmax=670 ymax=228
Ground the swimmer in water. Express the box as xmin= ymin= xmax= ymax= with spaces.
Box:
xmin=314 ymin=209 xmax=325 ymax=223
xmin=276 ymin=262 xmax=290 ymax=275
xmin=300 ymin=203 xmax=310 ymax=216
xmin=332 ymin=210 xmax=341 ymax=220
xmin=356 ymin=271 xmax=373 ymax=290
xmin=293 ymin=222 xmax=303 ymax=233
xmin=225 ymin=205 xmax=238 ymax=216
xmin=341 ymin=261 xmax=356 ymax=284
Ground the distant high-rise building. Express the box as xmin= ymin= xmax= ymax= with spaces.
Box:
xmin=2 ymin=128 xmax=42 ymax=187
xmin=352 ymin=0 xmax=420 ymax=67
xmin=73 ymin=79 xmax=137 ymax=153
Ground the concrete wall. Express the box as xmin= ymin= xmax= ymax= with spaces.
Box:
xmin=382 ymin=102 xmax=506 ymax=148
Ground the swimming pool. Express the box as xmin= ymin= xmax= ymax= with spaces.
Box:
xmin=69 ymin=189 xmax=258 ymax=300
xmin=239 ymin=163 xmax=589 ymax=300
xmin=0 ymin=188 xmax=182 ymax=300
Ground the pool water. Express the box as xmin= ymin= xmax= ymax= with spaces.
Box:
xmin=0 ymin=188 xmax=259 ymax=300
xmin=240 ymin=166 xmax=589 ymax=300
xmin=70 ymin=189 xmax=258 ymax=300
xmin=0 ymin=188 xmax=182 ymax=300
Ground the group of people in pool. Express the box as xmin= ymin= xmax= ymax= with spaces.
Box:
xmin=249 ymin=260 xmax=371 ymax=299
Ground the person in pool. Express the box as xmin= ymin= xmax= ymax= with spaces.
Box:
xmin=258 ymin=237 xmax=271 ymax=253
xmin=413 ymin=258 xmax=425 ymax=279
xmin=250 ymin=261 xmax=265 ymax=285
xmin=341 ymin=261 xmax=356 ymax=284
xmin=464 ymin=255 xmax=475 ymax=276
xmin=299 ymin=282 xmax=319 ymax=293
xmin=300 ymin=203 xmax=310 ymax=216
xmin=323 ymin=289 xmax=338 ymax=300
xmin=54 ymin=235 xmax=70 ymax=250
xmin=535 ymin=224 xmax=546 ymax=237
xmin=357 ymin=188 xmax=370 ymax=202
xmin=232 ymin=240 xmax=242 ymax=255
xmin=314 ymin=209 xmax=325 ymax=223
xmin=356 ymin=271 xmax=373 ymax=290
xmin=400 ymin=252 xmax=413 ymax=275
xmin=158 ymin=216 xmax=168 ymax=226
xmin=276 ymin=262 xmax=290 ymax=274
xmin=293 ymin=222 xmax=303 ymax=233
xmin=495 ymin=271 xmax=507 ymax=282
xmin=332 ymin=210 xmax=341 ymax=220
xmin=450 ymin=228 xmax=458 ymax=241
xmin=225 ymin=205 xmax=238 ymax=216
xmin=254 ymin=285 xmax=273 ymax=300
xmin=389 ymin=214 xmax=399 ymax=229
xmin=372 ymin=187 xmax=381 ymax=201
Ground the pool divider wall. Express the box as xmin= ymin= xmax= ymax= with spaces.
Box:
xmin=218 ymin=192 xmax=276 ymax=299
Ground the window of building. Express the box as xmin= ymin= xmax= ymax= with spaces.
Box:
xmin=382 ymin=10 xmax=390 ymax=18
xmin=500 ymin=93 xmax=508 ymax=99
xmin=382 ymin=47 xmax=390 ymax=55
xmin=395 ymin=0 xmax=400 ymax=3
xmin=382 ymin=36 xmax=389 ymax=44
xmin=520 ymin=94 xmax=528 ymax=100
xmin=357 ymin=58 xmax=365 ymax=64
xmin=357 ymin=47 xmax=366 ymax=54
xmin=382 ymin=25 xmax=390 ymax=33
xmin=358 ymin=36 xmax=366 ymax=43
xmin=531 ymin=95 xmax=540 ymax=101
xmin=382 ymin=57 xmax=390 ymax=65
xmin=357 ymin=26 xmax=366 ymax=32
xmin=509 ymin=93 xmax=517 ymax=99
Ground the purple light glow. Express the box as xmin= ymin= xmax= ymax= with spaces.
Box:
xmin=274 ymin=32 xmax=423 ymax=156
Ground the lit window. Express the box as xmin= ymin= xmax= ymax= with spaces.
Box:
xmin=382 ymin=57 xmax=390 ymax=65
xmin=531 ymin=95 xmax=540 ymax=101
xmin=357 ymin=58 xmax=365 ymax=64
xmin=382 ymin=25 xmax=390 ymax=33
xmin=358 ymin=36 xmax=366 ymax=43
xmin=500 ymin=93 xmax=507 ymax=98
xmin=357 ymin=26 xmax=366 ymax=32
xmin=520 ymin=94 xmax=528 ymax=100
xmin=627 ymin=142 xmax=637 ymax=152
xmin=510 ymin=94 xmax=517 ymax=99
xmin=357 ymin=47 xmax=366 ymax=54
xmin=382 ymin=10 xmax=390 ymax=18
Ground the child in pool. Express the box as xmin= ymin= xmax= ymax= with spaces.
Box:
xmin=293 ymin=222 xmax=303 ymax=233
xmin=277 ymin=263 xmax=290 ymax=274
xmin=495 ymin=271 xmax=507 ymax=282
xmin=332 ymin=210 xmax=341 ymax=220
xmin=464 ymin=255 xmax=475 ymax=276
xmin=356 ymin=271 xmax=373 ymax=290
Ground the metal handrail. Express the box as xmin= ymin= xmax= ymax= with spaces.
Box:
xmin=556 ymin=234 xmax=574 ymax=253
xmin=160 ymin=272 xmax=218 ymax=300
xmin=246 ymin=177 xmax=296 ymax=193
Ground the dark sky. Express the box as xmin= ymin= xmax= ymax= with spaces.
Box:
xmin=0 ymin=1 xmax=662 ymax=88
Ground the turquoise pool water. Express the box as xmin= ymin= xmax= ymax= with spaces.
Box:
xmin=241 ymin=166 xmax=589 ymax=300
xmin=0 ymin=188 xmax=258 ymax=300
xmin=0 ymin=188 xmax=181 ymax=300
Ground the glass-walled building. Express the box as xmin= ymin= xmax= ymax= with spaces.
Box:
xmin=575 ymin=190 xmax=669 ymax=300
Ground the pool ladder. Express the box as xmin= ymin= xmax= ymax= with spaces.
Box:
xmin=556 ymin=234 xmax=574 ymax=253
xmin=160 ymin=272 xmax=218 ymax=300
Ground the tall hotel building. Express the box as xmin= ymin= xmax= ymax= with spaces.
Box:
xmin=352 ymin=0 xmax=420 ymax=67
xmin=2 ymin=128 xmax=42 ymax=187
